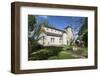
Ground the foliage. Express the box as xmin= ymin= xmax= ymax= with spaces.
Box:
xmin=78 ymin=18 xmax=88 ymax=47
xmin=28 ymin=38 xmax=44 ymax=57
xmin=78 ymin=18 xmax=88 ymax=36
xmin=28 ymin=15 xmax=36 ymax=31
xmin=62 ymin=45 xmax=73 ymax=51
xmin=82 ymin=32 xmax=88 ymax=46
xmin=62 ymin=45 xmax=69 ymax=51
xmin=28 ymin=46 xmax=62 ymax=60
xmin=48 ymin=56 xmax=58 ymax=60
xmin=74 ymin=47 xmax=88 ymax=58
xmin=28 ymin=15 xmax=45 ymax=57
xmin=29 ymin=49 xmax=50 ymax=60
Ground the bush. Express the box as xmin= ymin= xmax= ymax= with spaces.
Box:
xmin=48 ymin=56 xmax=58 ymax=60
xmin=28 ymin=40 xmax=44 ymax=57
xmin=29 ymin=49 xmax=49 ymax=60
xmin=62 ymin=45 xmax=73 ymax=51
xmin=28 ymin=46 xmax=63 ymax=60
xmin=44 ymin=46 xmax=62 ymax=56
xmin=62 ymin=45 xmax=68 ymax=51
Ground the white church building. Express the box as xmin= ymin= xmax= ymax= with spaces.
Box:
xmin=38 ymin=25 xmax=74 ymax=46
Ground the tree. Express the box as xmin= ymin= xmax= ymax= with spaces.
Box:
xmin=77 ymin=18 xmax=88 ymax=47
xmin=28 ymin=15 xmax=37 ymax=56
xmin=28 ymin=15 xmax=36 ymax=31
xmin=28 ymin=15 xmax=41 ymax=40
xmin=28 ymin=18 xmax=51 ymax=57
xmin=78 ymin=18 xmax=88 ymax=36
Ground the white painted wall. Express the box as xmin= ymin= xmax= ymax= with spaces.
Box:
xmin=39 ymin=26 xmax=74 ymax=46
xmin=0 ymin=0 xmax=100 ymax=76
xmin=38 ymin=32 xmax=46 ymax=45
xmin=44 ymin=27 xmax=62 ymax=34
xmin=46 ymin=36 xmax=61 ymax=46
xmin=62 ymin=33 xmax=67 ymax=45
xmin=39 ymin=26 xmax=64 ymax=46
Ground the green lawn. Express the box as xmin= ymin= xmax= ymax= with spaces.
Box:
xmin=28 ymin=45 xmax=88 ymax=60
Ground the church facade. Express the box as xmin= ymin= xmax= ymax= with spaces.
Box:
xmin=38 ymin=25 xmax=74 ymax=46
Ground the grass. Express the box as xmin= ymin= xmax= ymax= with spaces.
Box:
xmin=57 ymin=51 xmax=74 ymax=59
xmin=74 ymin=47 xmax=88 ymax=58
xmin=48 ymin=51 xmax=74 ymax=60
xmin=28 ymin=45 xmax=88 ymax=60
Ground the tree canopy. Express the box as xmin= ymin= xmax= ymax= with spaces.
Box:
xmin=28 ymin=15 xmax=36 ymax=31
xmin=78 ymin=18 xmax=88 ymax=46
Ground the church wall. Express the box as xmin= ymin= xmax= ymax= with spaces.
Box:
xmin=38 ymin=26 xmax=74 ymax=46
xmin=45 ymin=35 xmax=62 ymax=46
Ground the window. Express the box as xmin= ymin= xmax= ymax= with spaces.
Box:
xmin=59 ymin=37 xmax=62 ymax=43
xmin=51 ymin=38 xmax=52 ymax=43
xmin=51 ymin=38 xmax=55 ymax=43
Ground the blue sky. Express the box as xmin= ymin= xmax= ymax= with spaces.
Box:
xmin=35 ymin=15 xmax=87 ymax=36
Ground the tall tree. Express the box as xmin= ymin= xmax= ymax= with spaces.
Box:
xmin=28 ymin=15 xmax=36 ymax=31
xmin=78 ymin=18 xmax=88 ymax=46
xmin=78 ymin=18 xmax=88 ymax=36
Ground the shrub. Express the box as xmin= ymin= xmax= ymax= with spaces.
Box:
xmin=28 ymin=40 xmax=44 ymax=57
xmin=48 ymin=56 xmax=58 ymax=60
xmin=62 ymin=45 xmax=73 ymax=51
xmin=44 ymin=46 xmax=62 ymax=56
xmin=29 ymin=49 xmax=49 ymax=60
xmin=28 ymin=46 xmax=63 ymax=60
